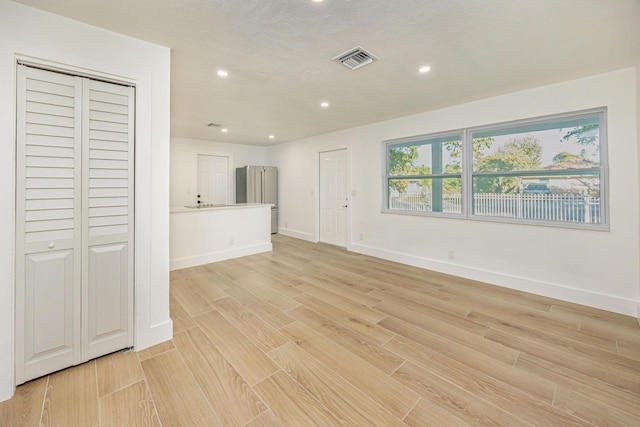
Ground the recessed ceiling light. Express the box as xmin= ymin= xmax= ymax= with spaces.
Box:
xmin=269 ymin=135 xmax=275 ymax=139
xmin=419 ymin=66 xmax=431 ymax=73
xmin=221 ymin=128 xmax=228 ymax=133
xmin=217 ymin=70 xmax=229 ymax=77
xmin=312 ymin=0 xmax=324 ymax=2
xmin=320 ymin=101 xmax=330 ymax=108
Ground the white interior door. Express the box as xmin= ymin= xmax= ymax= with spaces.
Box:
xmin=15 ymin=65 xmax=134 ymax=384
xmin=197 ymin=155 xmax=228 ymax=205
xmin=319 ymin=149 xmax=348 ymax=247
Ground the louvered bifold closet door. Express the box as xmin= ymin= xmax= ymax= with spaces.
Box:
xmin=16 ymin=66 xmax=134 ymax=384
xmin=81 ymin=79 xmax=134 ymax=361
xmin=15 ymin=66 xmax=83 ymax=384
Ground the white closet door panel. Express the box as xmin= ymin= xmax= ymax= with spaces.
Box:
xmin=82 ymin=78 xmax=134 ymax=361
xmin=22 ymin=250 xmax=76 ymax=380
xmin=25 ymin=251 xmax=73 ymax=355
xmin=84 ymin=243 xmax=130 ymax=358
xmin=16 ymin=65 xmax=82 ymax=384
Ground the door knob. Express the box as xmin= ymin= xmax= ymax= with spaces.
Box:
xmin=48 ymin=242 xmax=55 ymax=249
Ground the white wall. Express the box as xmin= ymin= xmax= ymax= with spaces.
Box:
xmin=0 ymin=1 xmax=172 ymax=401
xmin=171 ymin=137 xmax=267 ymax=207
xmin=269 ymin=67 xmax=640 ymax=318
xmin=637 ymin=59 xmax=640 ymax=323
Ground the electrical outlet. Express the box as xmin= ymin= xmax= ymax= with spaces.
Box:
xmin=229 ymin=238 xmax=234 ymax=246
xmin=448 ymin=249 xmax=455 ymax=260
xmin=359 ymin=233 xmax=364 ymax=241
xmin=285 ymin=221 xmax=288 ymax=228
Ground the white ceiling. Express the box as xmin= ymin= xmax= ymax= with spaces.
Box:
xmin=13 ymin=0 xmax=640 ymax=145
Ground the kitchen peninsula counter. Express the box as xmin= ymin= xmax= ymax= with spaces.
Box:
xmin=170 ymin=203 xmax=272 ymax=270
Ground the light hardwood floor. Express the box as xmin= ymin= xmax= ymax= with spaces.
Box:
xmin=2 ymin=234 xmax=640 ymax=426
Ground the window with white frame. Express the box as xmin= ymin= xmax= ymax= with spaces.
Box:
xmin=384 ymin=109 xmax=607 ymax=228
xmin=387 ymin=133 xmax=463 ymax=214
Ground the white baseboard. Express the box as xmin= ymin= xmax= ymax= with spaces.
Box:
xmin=350 ymin=242 xmax=639 ymax=317
xmin=278 ymin=227 xmax=316 ymax=243
xmin=169 ymin=243 xmax=272 ymax=271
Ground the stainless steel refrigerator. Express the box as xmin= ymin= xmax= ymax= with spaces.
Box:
xmin=236 ymin=166 xmax=278 ymax=233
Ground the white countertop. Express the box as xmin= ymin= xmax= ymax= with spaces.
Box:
xmin=170 ymin=203 xmax=273 ymax=214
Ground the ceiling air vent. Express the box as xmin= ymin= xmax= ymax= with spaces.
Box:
xmin=332 ymin=46 xmax=378 ymax=70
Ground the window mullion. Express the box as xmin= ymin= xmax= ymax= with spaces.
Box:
xmin=462 ymin=129 xmax=473 ymax=218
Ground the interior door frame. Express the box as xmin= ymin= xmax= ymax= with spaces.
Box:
xmin=318 ymin=147 xmax=350 ymax=248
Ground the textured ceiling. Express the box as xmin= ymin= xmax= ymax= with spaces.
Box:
xmin=12 ymin=0 xmax=640 ymax=145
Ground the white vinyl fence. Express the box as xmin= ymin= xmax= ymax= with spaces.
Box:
xmin=389 ymin=192 xmax=600 ymax=223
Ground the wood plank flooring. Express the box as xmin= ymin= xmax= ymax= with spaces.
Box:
xmin=2 ymin=234 xmax=640 ymax=426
